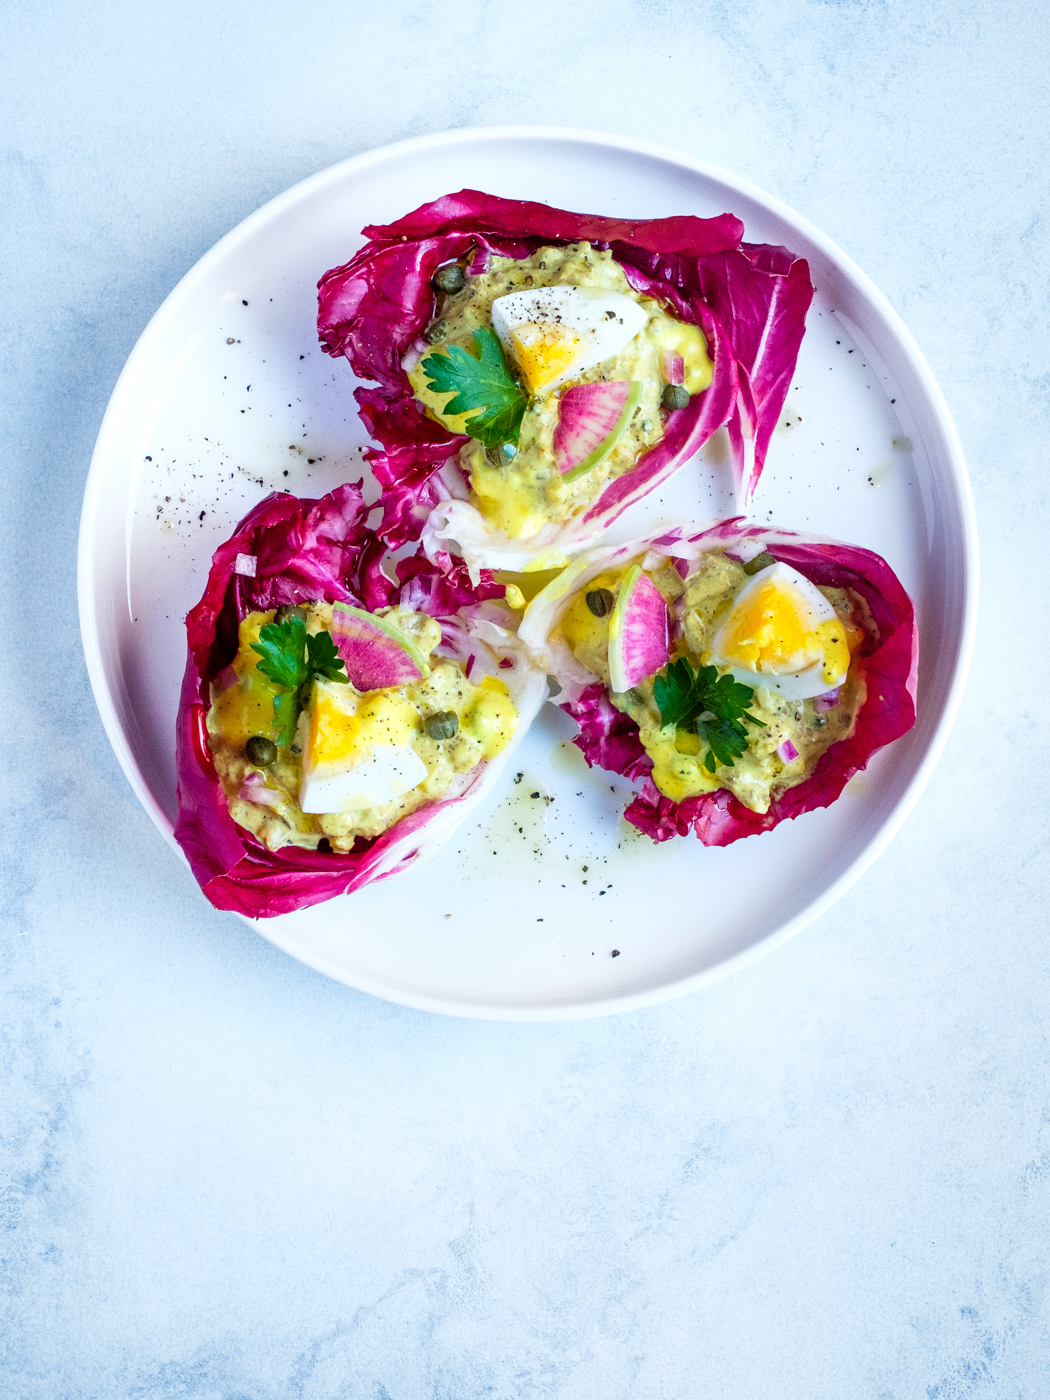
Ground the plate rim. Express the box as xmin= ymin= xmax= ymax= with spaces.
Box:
xmin=77 ymin=123 xmax=979 ymax=1020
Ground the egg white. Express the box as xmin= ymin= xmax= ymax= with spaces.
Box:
xmin=297 ymin=680 xmax=427 ymax=815
xmin=491 ymin=285 xmax=648 ymax=393
xmin=299 ymin=745 xmax=427 ymax=814
xmin=710 ymin=562 xmax=846 ymax=701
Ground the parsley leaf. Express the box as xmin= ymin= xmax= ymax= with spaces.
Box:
xmin=422 ymin=328 xmax=528 ymax=448
xmin=306 ymin=629 xmax=349 ymax=684
xmin=271 ymin=689 xmax=301 ymax=748
xmin=251 ymin=613 xmax=308 ymax=691
xmin=653 ymin=657 xmax=765 ymax=775
xmin=250 ymin=613 xmax=348 ymax=747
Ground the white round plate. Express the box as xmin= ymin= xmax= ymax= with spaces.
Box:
xmin=78 ymin=127 xmax=977 ymax=1020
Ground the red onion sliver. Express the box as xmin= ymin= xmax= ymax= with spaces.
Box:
xmin=660 ymin=349 xmax=685 ymax=385
xmin=723 ymin=538 xmax=769 ymax=565
xmin=778 ymin=739 xmax=799 ymax=763
xmin=213 ymin=665 xmax=239 ymax=694
xmin=400 ymin=342 xmax=425 ymax=373
xmin=238 ymin=772 xmax=283 ymax=808
xmin=234 ymin=553 xmax=257 ymax=577
xmin=814 ymin=688 xmax=842 ymax=712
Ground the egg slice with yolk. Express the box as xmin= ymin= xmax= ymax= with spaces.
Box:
xmin=709 ymin=562 xmax=851 ymax=700
xmin=490 ymin=285 xmax=648 ymax=394
xmin=298 ymin=680 xmax=427 ymax=814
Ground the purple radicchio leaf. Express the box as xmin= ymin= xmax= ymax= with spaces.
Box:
xmin=317 ymin=190 xmax=813 ymax=549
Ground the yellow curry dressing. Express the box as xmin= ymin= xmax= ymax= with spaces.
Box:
xmin=408 ymin=243 xmax=712 ymax=540
xmin=554 ymin=551 xmax=867 ymax=815
xmin=208 ymin=603 xmax=518 ymax=853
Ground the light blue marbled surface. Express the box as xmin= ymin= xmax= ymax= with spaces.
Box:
xmin=3 ymin=1 xmax=1049 ymax=1395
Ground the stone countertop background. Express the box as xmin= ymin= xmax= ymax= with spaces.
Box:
xmin=3 ymin=2 xmax=1047 ymax=1395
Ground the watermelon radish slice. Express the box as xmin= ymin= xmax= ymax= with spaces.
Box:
xmin=553 ymin=381 xmax=642 ymax=483
xmin=330 ymin=603 xmax=432 ymax=690
xmin=607 ymin=565 xmax=669 ymax=694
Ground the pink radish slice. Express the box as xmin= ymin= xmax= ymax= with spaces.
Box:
xmin=330 ymin=603 xmax=431 ymax=691
xmin=659 ymin=350 xmax=685 ymax=385
xmin=553 ymin=381 xmax=641 ymax=481
xmin=607 ymin=565 xmax=670 ymax=693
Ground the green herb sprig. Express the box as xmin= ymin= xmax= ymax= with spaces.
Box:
xmin=654 ymin=657 xmax=765 ymax=775
xmin=422 ymin=327 xmax=528 ymax=449
xmin=251 ymin=613 xmax=348 ymax=746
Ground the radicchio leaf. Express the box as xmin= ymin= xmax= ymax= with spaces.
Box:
xmin=174 ymin=484 xmax=546 ymax=917
xmin=317 ymin=190 xmax=813 ymax=557
xmin=523 ymin=519 xmax=918 ymax=847
xmin=562 ymin=684 xmax=653 ymax=784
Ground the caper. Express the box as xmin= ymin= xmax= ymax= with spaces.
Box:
xmin=661 ymin=383 xmax=690 ymax=411
xmin=246 ymin=735 xmax=277 ymax=766
xmin=274 ymin=604 xmax=306 ymax=624
xmin=432 ymin=264 xmax=466 ymax=294
xmin=585 ymin=588 xmax=615 ymax=618
xmin=424 ymin=319 xmax=447 ymax=344
xmin=742 ymin=551 xmax=777 ymax=576
xmin=424 ymin=711 xmax=459 ymax=741
xmin=485 ymin=442 xmax=517 ymax=469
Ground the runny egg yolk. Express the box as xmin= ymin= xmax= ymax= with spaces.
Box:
xmin=306 ymin=687 xmax=418 ymax=773
xmin=507 ymin=324 xmax=582 ymax=394
xmin=712 ymin=565 xmax=851 ymax=692
xmin=490 ymin=285 xmax=649 ymax=395
xmin=299 ymin=683 xmax=427 ymax=815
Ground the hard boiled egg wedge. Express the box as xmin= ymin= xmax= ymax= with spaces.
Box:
xmin=298 ymin=679 xmax=427 ymax=814
xmin=710 ymin=562 xmax=851 ymax=701
xmin=490 ymin=285 xmax=648 ymax=394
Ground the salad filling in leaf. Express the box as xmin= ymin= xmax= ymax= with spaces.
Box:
xmin=407 ymin=242 xmax=703 ymax=543
xmin=317 ymin=190 xmax=814 ymax=572
xmin=174 ymin=483 xmax=549 ymax=917
xmin=517 ymin=520 xmax=917 ymax=846
xmin=211 ymin=600 xmax=519 ymax=854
